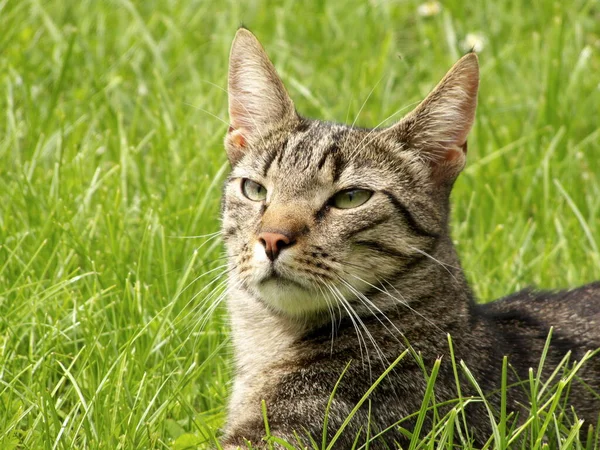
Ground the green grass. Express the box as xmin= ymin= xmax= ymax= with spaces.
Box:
xmin=1 ymin=0 xmax=599 ymax=448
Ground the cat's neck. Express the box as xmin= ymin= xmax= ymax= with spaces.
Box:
xmin=226 ymin=286 xmax=313 ymax=374
xmin=382 ymin=235 xmax=474 ymax=326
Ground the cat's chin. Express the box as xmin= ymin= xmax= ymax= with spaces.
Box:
xmin=256 ymin=277 xmax=330 ymax=317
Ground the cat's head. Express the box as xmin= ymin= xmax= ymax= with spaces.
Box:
xmin=221 ymin=29 xmax=478 ymax=318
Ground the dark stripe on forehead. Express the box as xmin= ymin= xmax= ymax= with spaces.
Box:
xmin=381 ymin=191 xmax=439 ymax=239
xmin=316 ymin=132 xmax=346 ymax=182
xmin=274 ymin=123 xmax=313 ymax=168
xmin=275 ymin=137 xmax=288 ymax=166
xmin=331 ymin=149 xmax=345 ymax=183
xmin=316 ymin=142 xmax=340 ymax=170
xmin=286 ymin=127 xmax=318 ymax=170
xmin=261 ymin=138 xmax=287 ymax=176
xmin=316 ymin=147 xmax=331 ymax=171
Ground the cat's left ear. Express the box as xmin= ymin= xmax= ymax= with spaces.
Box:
xmin=386 ymin=53 xmax=479 ymax=184
xmin=226 ymin=28 xmax=297 ymax=164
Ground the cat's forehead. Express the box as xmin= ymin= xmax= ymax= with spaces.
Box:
xmin=233 ymin=120 xmax=409 ymax=188
xmin=275 ymin=122 xmax=354 ymax=177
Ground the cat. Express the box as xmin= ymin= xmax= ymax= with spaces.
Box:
xmin=219 ymin=28 xmax=600 ymax=449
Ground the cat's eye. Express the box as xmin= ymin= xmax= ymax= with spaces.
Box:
xmin=241 ymin=179 xmax=267 ymax=201
xmin=330 ymin=189 xmax=373 ymax=209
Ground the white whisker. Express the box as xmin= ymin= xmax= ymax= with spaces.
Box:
xmin=405 ymin=244 xmax=460 ymax=282
xmin=322 ymin=279 xmax=368 ymax=371
xmin=347 ymin=272 xmax=445 ymax=334
xmin=183 ymin=102 xmax=230 ymax=126
xmin=337 ymin=276 xmax=405 ymax=344
xmin=315 ymin=279 xmax=337 ymax=355
xmin=173 ymin=269 xmax=233 ymax=327
xmin=347 ymin=100 xmax=421 ymax=160
xmin=332 ymin=283 xmax=390 ymax=368
xmin=331 ymin=283 xmax=389 ymax=373
xmin=168 ymin=230 xmax=222 ymax=240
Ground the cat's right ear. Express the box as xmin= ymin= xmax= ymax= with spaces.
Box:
xmin=226 ymin=28 xmax=297 ymax=165
xmin=386 ymin=53 xmax=479 ymax=186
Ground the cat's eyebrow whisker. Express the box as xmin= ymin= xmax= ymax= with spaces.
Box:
xmin=194 ymin=78 xmax=229 ymax=94
xmin=183 ymin=102 xmax=230 ymax=126
xmin=351 ymin=76 xmax=384 ymax=129
xmin=340 ymin=76 xmax=385 ymax=152
xmin=347 ymin=100 xmax=421 ymax=160
xmin=185 ymin=78 xmax=275 ymax=146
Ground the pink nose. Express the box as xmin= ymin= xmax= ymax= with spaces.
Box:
xmin=258 ymin=232 xmax=294 ymax=261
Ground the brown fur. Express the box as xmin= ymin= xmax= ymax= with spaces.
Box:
xmin=219 ymin=29 xmax=600 ymax=449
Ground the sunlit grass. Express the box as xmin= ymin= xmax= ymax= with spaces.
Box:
xmin=0 ymin=0 xmax=599 ymax=448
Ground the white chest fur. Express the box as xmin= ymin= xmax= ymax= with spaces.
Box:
xmin=225 ymin=286 xmax=305 ymax=432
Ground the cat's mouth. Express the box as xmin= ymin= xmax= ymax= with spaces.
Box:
xmin=253 ymin=265 xmax=332 ymax=316
xmin=259 ymin=267 xmax=306 ymax=289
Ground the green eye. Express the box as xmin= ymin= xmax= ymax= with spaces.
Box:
xmin=331 ymin=189 xmax=373 ymax=209
xmin=241 ymin=179 xmax=267 ymax=201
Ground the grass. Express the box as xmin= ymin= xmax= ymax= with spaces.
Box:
xmin=0 ymin=0 xmax=599 ymax=448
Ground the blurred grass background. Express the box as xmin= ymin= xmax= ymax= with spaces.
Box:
xmin=0 ymin=0 xmax=599 ymax=448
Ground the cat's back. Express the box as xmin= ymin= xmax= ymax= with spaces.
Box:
xmin=478 ymin=281 xmax=600 ymax=348
xmin=474 ymin=282 xmax=600 ymax=425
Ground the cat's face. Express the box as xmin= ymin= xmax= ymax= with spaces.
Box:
xmin=221 ymin=29 xmax=478 ymax=318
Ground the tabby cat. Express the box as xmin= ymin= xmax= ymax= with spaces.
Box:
xmin=219 ymin=28 xmax=600 ymax=449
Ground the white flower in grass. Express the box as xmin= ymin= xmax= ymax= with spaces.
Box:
xmin=417 ymin=1 xmax=442 ymax=17
xmin=137 ymin=82 xmax=149 ymax=97
xmin=31 ymin=85 xmax=41 ymax=99
xmin=460 ymin=32 xmax=486 ymax=53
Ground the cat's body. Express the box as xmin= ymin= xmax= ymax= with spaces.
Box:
xmin=224 ymin=284 xmax=600 ymax=448
xmin=219 ymin=29 xmax=600 ymax=448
